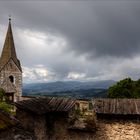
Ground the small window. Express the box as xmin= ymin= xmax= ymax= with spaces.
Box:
xmin=9 ymin=75 xmax=14 ymax=83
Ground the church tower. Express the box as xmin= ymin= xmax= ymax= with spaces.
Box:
xmin=0 ymin=18 xmax=22 ymax=102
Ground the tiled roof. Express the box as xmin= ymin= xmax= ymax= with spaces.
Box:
xmin=0 ymin=20 xmax=22 ymax=71
xmin=14 ymin=97 xmax=76 ymax=115
xmin=93 ymin=99 xmax=140 ymax=115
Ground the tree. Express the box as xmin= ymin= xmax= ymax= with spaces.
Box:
xmin=108 ymin=78 xmax=140 ymax=98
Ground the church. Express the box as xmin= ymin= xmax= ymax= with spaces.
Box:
xmin=0 ymin=18 xmax=22 ymax=102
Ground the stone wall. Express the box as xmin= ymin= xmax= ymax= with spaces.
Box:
xmin=16 ymin=110 xmax=140 ymax=140
xmin=20 ymin=96 xmax=35 ymax=101
xmin=0 ymin=59 xmax=22 ymax=102
xmin=34 ymin=115 xmax=47 ymax=140
xmin=48 ymin=115 xmax=140 ymax=140
xmin=16 ymin=109 xmax=35 ymax=132
xmin=93 ymin=117 xmax=140 ymax=140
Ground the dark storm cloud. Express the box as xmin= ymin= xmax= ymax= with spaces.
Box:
xmin=1 ymin=2 xmax=140 ymax=59
xmin=0 ymin=2 xmax=140 ymax=59
xmin=1 ymin=1 xmax=140 ymax=82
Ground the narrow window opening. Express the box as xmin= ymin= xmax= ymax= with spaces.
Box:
xmin=9 ymin=75 xmax=14 ymax=83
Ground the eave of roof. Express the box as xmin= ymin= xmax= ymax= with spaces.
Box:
xmin=14 ymin=97 xmax=76 ymax=115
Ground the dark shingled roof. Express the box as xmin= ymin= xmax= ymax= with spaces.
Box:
xmin=0 ymin=20 xmax=22 ymax=72
xmin=93 ymin=99 xmax=140 ymax=115
xmin=14 ymin=97 xmax=76 ymax=115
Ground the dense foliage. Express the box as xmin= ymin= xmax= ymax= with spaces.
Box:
xmin=0 ymin=88 xmax=13 ymax=114
xmin=0 ymin=102 xmax=13 ymax=114
xmin=108 ymin=78 xmax=140 ymax=98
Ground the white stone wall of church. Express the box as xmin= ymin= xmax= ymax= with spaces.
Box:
xmin=0 ymin=61 xmax=22 ymax=102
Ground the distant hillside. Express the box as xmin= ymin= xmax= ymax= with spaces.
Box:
xmin=22 ymin=80 xmax=116 ymax=99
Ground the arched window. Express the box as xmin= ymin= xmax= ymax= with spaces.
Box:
xmin=9 ymin=75 xmax=14 ymax=83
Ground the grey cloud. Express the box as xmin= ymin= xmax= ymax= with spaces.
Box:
xmin=1 ymin=2 xmax=140 ymax=58
xmin=1 ymin=2 xmax=140 ymax=82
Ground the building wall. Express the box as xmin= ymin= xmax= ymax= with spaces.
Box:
xmin=20 ymin=96 xmax=35 ymax=101
xmin=16 ymin=109 xmax=35 ymax=132
xmin=16 ymin=110 xmax=140 ymax=140
xmin=0 ymin=59 xmax=22 ymax=102
xmin=94 ymin=118 xmax=140 ymax=140
xmin=50 ymin=116 xmax=140 ymax=140
xmin=34 ymin=115 xmax=47 ymax=140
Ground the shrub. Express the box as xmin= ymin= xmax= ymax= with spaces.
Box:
xmin=108 ymin=78 xmax=140 ymax=98
xmin=0 ymin=102 xmax=13 ymax=114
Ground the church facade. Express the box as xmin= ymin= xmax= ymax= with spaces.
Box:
xmin=0 ymin=19 xmax=22 ymax=102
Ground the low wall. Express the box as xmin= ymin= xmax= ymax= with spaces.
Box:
xmin=16 ymin=110 xmax=140 ymax=140
xmin=49 ymin=115 xmax=140 ymax=140
xmin=94 ymin=118 xmax=140 ymax=140
xmin=16 ymin=109 xmax=35 ymax=132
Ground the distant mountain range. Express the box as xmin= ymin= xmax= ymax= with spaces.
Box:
xmin=22 ymin=80 xmax=116 ymax=99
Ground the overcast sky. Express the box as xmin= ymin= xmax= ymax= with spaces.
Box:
xmin=0 ymin=1 xmax=140 ymax=83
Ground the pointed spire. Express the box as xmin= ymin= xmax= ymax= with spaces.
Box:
xmin=0 ymin=18 xmax=22 ymax=71
xmin=9 ymin=14 xmax=11 ymax=22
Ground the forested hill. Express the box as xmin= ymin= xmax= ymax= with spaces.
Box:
xmin=22 ymin=80 xmax=116 ymax=99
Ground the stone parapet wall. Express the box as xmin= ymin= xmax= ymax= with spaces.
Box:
xmin=93 ymin=118 xmax=140 ymax=140
xmin=16 ymin=109 xmax=140 ymax=140
xmin=50 ymin=116 xmax=140 ymax=140
xmin=20 ymin=96 xmax=35 ymax=101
